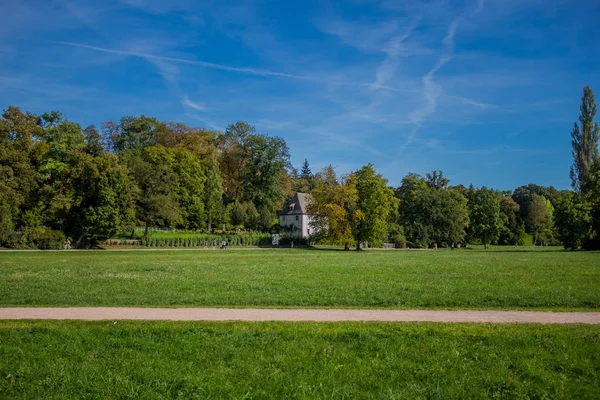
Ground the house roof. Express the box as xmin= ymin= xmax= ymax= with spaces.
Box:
xmin=279 ymin=192 xmax=312 ymax=215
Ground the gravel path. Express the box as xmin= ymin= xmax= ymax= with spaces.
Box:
xmin=1 ymin=308 xmax=600 ymax=324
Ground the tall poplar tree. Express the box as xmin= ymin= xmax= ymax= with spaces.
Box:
xmin=570 ymin=86 xmax=600 ymax=193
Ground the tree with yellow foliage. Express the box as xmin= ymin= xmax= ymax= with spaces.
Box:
xmin=308 ymin=164 xmax=397 ymax=251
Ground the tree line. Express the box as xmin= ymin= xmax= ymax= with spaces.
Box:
xmin=0 ymin=86 xmax=598 ymax=250
xmin=0 ymin=112 xmax=290 ymax=248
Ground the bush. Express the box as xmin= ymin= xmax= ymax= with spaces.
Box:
xmin=394 ymin=234 xmax=407 ymax=249
xmin=19 ymin=227 xmax=66 ymax=250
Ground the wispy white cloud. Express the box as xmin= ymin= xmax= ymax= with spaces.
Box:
xmin=54 ymin=40 xmax=427 ymax=96
xmin=403 ymin=1 xmax=485 ymax=147
xmin=315 ymin=16 xmax=401 ymax=54
xmin=184 ymin=112 xmax=221 ymax=131
xmin=312 ymin=129 xmax=383 ymax=157
xmin=445 ymin=95 xmax=498 ymax=110
xmin=373 ymin=21 xmax=419 ymax=88
xmin=55 ymin=41 xmax=313 ymax=80
xmin=181 ymin=95 xmax=205 ymax=112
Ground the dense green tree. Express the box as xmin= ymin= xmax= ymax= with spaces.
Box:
xmin=511 ymin=184 xmax=558 ymax=230
xmin=122 ymin=151 xmax=182 ymax=236
xmin=588 ymin=162 xmax=600 ymax=249
xmin=527 ymin=194 xmax=554 ymax=245
xmin=429 ymin=188 xmax=469 ymax=246
xmin=219 ymin=122 xmax=290 ymax=224
xmin=103 ymin=115 xmax=166 ymax=153
xmin=396 ymin=172 xmax=468 ymax=248
xmin=426 ymin=170 xmax=449 ymax=190
xmin=468 ymin=187 xmax=502 ymax=249
xmin=219 ymin=122 xmax=255 ymax=202
xmin=244 ymin=134 xmax=289 ymax=208
xmin=228 ymin=201 xmax=246 ymax=227
xmin=62 ymin=152 xmax=136 ymax=246
xmin=258 ymin=207 xmax=275 ymax=231
xmin=144 ymin=146 xmax=206 ymax=230
xmin=352 ymin=164 xmax=397 ymax=250
xmin=0 ymin=107 xmax=44 ymax=244
xmin=498 ymin=196 xmax=525 ymax=245
xmin=554 ymin=191 xmax=592 ymax=250
xmin=570 ymin=86 xmax=600 ymax=193
xmin=38 ymin=112 xmax=85 ymax=176
xmin=396 ymin=174 xmax=431 ymax=247
xmin=83 ymin=125 xmax=104 ymax=157
xmin=203 ymin=153 xmax=224 ymax=232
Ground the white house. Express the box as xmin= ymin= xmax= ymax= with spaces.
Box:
xmin=278 ymin=192 xmax=314 ymax=238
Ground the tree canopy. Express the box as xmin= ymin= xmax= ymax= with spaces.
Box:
xmin=1 ymin=85 xmax=599 ymax=250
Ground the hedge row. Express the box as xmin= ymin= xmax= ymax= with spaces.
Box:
xmin=140 ymin=234 xmax=271 ymax=247
xmin=103 ymin=234 xmax=310 ymax=248
xmin=1 ymin=227 xmax=66 ymax=250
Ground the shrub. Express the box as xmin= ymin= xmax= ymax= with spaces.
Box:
xmin=19 ymin=227 xmax=66 ymax=250
xmin=394 ymin=234 xmax=407 ymax=249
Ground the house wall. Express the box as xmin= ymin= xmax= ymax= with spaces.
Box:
xmin=278 ymin=214 xmax=313 ymax=238
xmin=301 ymin=214 xmax=314 ymax=238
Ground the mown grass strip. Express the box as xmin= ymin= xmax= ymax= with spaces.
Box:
xmin=0 ymin=321 xmax=598 ymax=399
xmin=1 ymin=249 xmax=599 ymax=309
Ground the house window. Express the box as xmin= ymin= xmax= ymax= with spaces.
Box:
xmin=295 ymin=216 xmax=299 ymax=221
xmin=307 ymin=229 xmax=310 ymax=235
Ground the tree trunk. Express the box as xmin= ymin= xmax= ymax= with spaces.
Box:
xmin=207 ymin=217 xmax=212 ymax=233
xmin=75 ymin=232 xmax=86 ymax=248
xmin=130 ymin=228 xmax=135 ymax=240
xmin=344 ymin=243 xmax=350 ymax=251
xmin=356 ymin=239 xmax=362 ymax=251
xmin=484 ymin=232 xmax=488 ymax=249
xmin=144 ymin=222 xmax=149 ymax=237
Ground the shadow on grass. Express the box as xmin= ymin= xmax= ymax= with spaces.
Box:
xmin=256 ymin=244 xmax=350 ymax=252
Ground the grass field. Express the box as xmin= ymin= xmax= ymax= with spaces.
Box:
xmin=1 ymin=248 xmax=599 ymax=309
xmin=0 ymin=321 xmax=598 ymax=399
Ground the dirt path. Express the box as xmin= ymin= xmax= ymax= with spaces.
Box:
xmin=1 ymin=308 xmax=599 ymax=324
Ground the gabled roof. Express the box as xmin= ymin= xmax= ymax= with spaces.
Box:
xmin=279 ymin=192 xmax=312 ymax=215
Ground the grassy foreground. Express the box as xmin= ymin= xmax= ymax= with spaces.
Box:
xmin=0 ymin=321 xmax=598 ymax=399
xmin=1 ymin=248 xmax=599 ymax=309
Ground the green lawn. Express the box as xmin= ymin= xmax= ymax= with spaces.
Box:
xmin=1 ymin=248 xmax=599 ymax=309
xmin=0 ymin=321 xmax=598 ymax=399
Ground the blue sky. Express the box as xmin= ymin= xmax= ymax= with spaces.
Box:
xmin=1 ymin=0 xmax=599 ymax=190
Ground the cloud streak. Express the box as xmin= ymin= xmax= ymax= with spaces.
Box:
xmin=403 ymin=1 xmax=485 ymax=148
xmin=181 ymin=95 xmax=205 ymax=112
xmin=373 ymin=21 xmax=419 ymax=88
xmin=54 ymin=41 xmax=421 ymax=95
xmin=56 ymin=41 xmax=311 ymax=79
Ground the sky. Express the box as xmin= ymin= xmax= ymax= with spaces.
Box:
xmin=1 ymin=0 xmax=599 ymax=190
